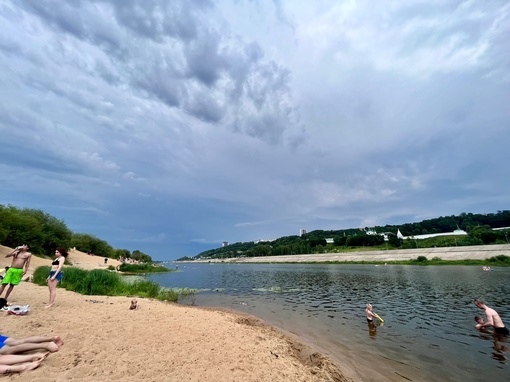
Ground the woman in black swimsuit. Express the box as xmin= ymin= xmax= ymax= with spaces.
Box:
xmin=46 ymin=248 xmax=68 ymax=308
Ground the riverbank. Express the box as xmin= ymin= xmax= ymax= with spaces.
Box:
xmin=0 ymin=245 xmax=353 ymax=382
xmin=189 ymin=244 xmax=510 ymax=263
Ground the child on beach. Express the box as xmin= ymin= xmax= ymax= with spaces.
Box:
xmin=129 ymin=299 xmax=139 ymax=310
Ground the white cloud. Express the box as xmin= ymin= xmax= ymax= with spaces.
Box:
xmin=0 ymin=0 xmax=508 ymax=259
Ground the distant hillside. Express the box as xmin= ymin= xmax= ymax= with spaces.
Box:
xmin=179 ymin=210 xmax=510 ymax=261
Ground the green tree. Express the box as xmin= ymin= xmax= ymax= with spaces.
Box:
xmin=387 ymin=233 xmax=402 ymax=248
xmin=131 ymin=250 xmax=152 ymax=263
xmin=114 ymin=248 xmax=131 ymax=260
xmin=70 ymin=233 xmax=114 ymax=258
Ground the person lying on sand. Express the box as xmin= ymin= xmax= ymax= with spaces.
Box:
xmin=0 ymin=334 xmax=64 ymax=355
xmin=0 ymin=297 xmax=64 ymax=355
xmin=0 ymin=352 xmax=49 ymax=374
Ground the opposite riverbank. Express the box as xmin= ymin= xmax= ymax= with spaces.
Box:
xmin=189 ymin=244 xmax=510 ymax=263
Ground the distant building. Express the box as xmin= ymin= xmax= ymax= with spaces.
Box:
xmin=364 ymin=228 xmax=389 ymax=241
xmin=254 ymin=239 xmax=273 ymax=244
xmin=222 ymin=241 xmax=229 ymax=247
xmin=397 ymin=228 xmax=467 ymax=240
xmin=300 ymin=228 xmax=306 ymax=236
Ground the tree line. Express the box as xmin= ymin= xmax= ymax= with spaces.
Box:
xmin=0 ymin=204 xmax=153 ymax=262
xmin=182 ymin=210 xmax=510 ymax=261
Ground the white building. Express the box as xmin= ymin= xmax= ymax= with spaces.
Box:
xmin=397 ymin=228 xmax=467 ymax=240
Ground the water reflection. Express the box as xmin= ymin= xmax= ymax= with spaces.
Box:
xmin=148 ymin=264 xmax=510 ymax=381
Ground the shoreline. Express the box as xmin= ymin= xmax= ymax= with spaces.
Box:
xmin=186 ymin=244 xmax=510 ymax=263
xmin=0 ymin=245 xmax=355 ymax=381
xmin=3 ymin=244 xmax=506 ymax=380
xmin=2 ymin=282 xmax=354 ymax=382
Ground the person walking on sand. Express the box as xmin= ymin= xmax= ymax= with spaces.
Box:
xmin=0 ymin=245 xmax=31 ymax=300
xmin=46 ymin=247 xmax=68 ymax=308
xmin=474 ymin=299 xmax=509 ymax=335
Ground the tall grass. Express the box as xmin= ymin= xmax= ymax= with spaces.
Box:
xmin=32 ymin=266 xmax=186 ymax=302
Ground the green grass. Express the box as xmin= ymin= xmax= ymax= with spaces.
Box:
xmin=118 ymin=263 xmax=172 ymax=274
xmin=32 ymin=266 xmax=192 ymax=302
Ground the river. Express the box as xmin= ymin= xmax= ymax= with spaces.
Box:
xmin=147 ymin=263 xmax=509 ymax=381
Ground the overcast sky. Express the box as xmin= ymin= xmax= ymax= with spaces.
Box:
xmin=1 ymin=0 xmax=509 ymax=260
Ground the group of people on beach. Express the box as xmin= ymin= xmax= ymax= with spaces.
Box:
xmin=0 ymin=244 xmax=67 ymax=374
xmin=0 ymin=244 xmax=67 ymax=308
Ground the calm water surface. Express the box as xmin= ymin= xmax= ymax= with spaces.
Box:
xmin=148 ymin=264 xmax=509 ymax=381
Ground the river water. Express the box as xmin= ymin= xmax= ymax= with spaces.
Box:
xmin=147 ymin=263 xmax=509 ymax=381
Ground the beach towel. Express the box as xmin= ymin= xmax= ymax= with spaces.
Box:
xmin=6 ymin=305 xmax=30 ymax=315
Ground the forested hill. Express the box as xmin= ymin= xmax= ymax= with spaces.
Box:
xmin=181 ymin=211 xmax=510 ymax=261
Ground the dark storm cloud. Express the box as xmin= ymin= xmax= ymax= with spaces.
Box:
xmin=1 ymin=0 xmax=508 ymax=260
xmin=20 ymin=0 xmax=300 ymax=144
xmin=109 ymin=0 xmax=211 ymax=42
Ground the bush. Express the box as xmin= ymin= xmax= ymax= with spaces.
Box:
xmin=486 ymin=255 xmax=510 ymax=264
xmin=33 ymin=266 xmax=51 ymax=284
xmin=118 ymin=263 xmax=170 ymax=273
xmin=80 ymin=269 xmax=122 ymax=295
xmin=59 ymin=267 xmax=89 ymax=293
xmin=416 ymin=256 xmax=428 ymax=262
xmin=122 ymin=280 xmax=160 ymax=298
xmin=157 ymin=289 xmax=180 ymax=301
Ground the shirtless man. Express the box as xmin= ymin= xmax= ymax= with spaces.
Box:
xmin=474 ymin=299 xmax=509 ymax=335
xmin=0 ymin=245 xmax=31 ymax=300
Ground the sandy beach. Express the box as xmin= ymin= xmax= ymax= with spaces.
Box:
xmin=1 ymin=244 xmax=508 ymax=381
xmin=0 ymin=246 xmax=352 ymax=382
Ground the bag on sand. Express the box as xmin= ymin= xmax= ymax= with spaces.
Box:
xmin=7 ymin=305 xmax=30 ymax=315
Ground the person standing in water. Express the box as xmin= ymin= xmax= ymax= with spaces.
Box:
xmin=474 ymin=299 xmax=509 ymax=335
xmin=46 ymin=248 xmax=68 ymax=308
